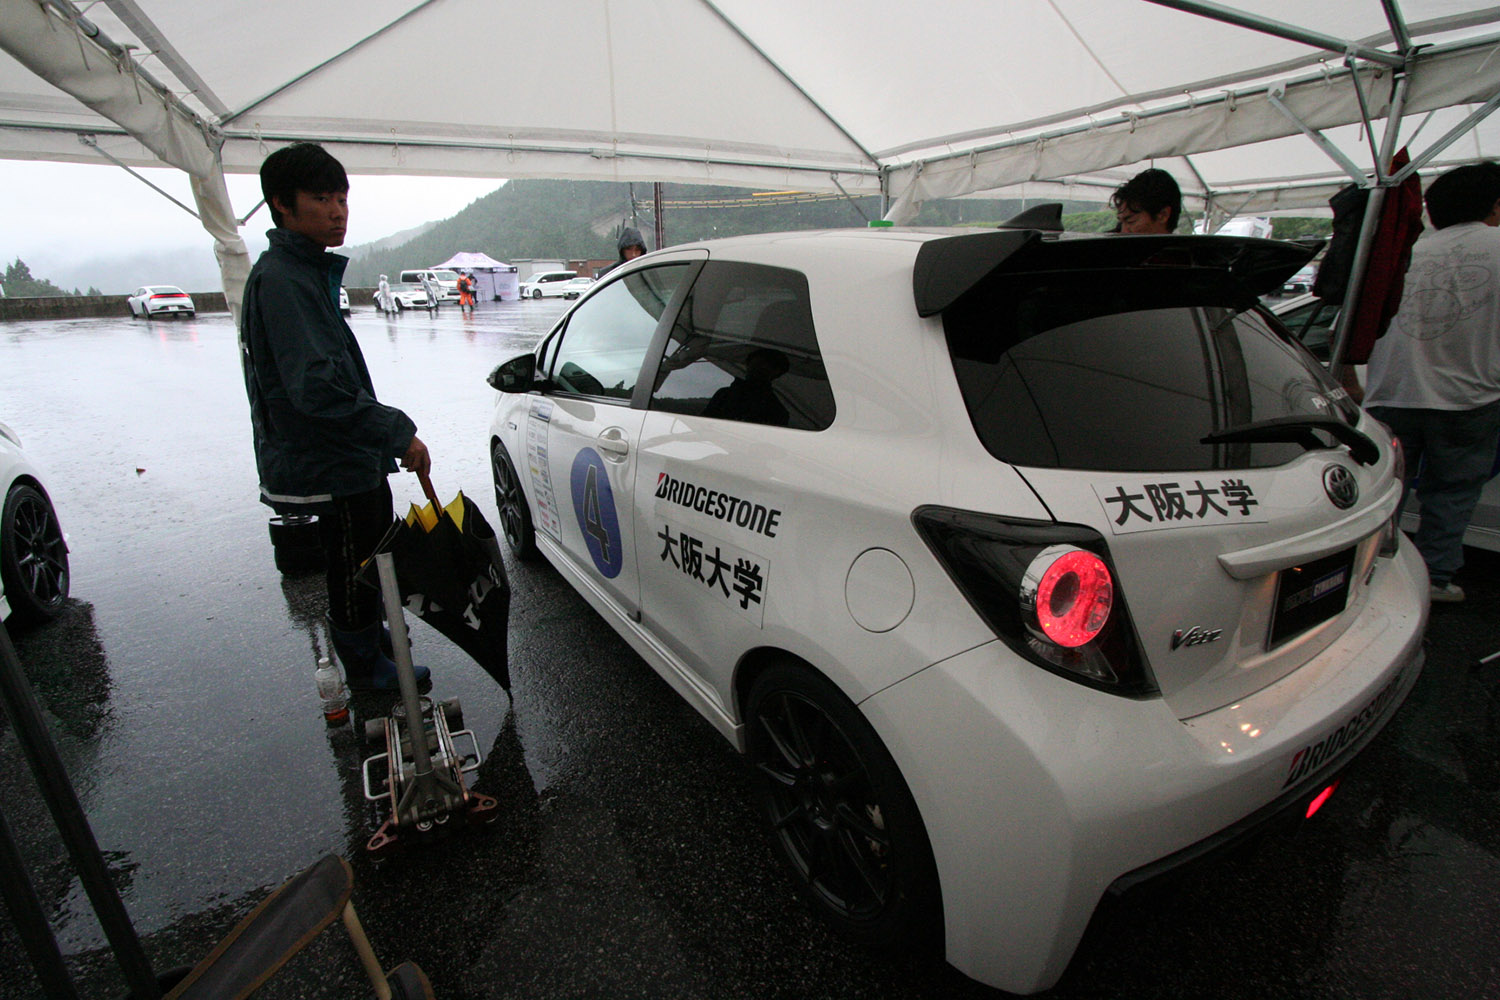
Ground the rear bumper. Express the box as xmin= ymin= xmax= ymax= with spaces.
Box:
xmin=860 ymin=542 xmax=1428 ymax=994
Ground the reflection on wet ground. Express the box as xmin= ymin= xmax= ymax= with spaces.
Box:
xmin=2 ymin=303 xmax=1499 ymax=999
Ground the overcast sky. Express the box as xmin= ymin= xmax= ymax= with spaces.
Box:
xmin=1 ymin=159 xmax=504 ymax=288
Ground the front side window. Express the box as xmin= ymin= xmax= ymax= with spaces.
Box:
xmin=648 ymin=261 xmax=834 ymax=430
xmin=945 ymin=269 xmax=1357 ymax=472
xmin=544 ymin=264 xmax=689 ymax=401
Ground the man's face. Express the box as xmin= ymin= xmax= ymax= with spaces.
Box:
xmin=275 ymin=189 xmax=349 ymax=247
xmin=623 ymin=245 xmax=645 ymax=260
xmin=1115 ymin=203 xmax=1173 ymax=235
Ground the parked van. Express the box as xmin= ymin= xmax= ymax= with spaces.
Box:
xmin=399 ymin=269 xmax=461 ymax=303
xmin=518 ymin=270 xmax=578 ymax=299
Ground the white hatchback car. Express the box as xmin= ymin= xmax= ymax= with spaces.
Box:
xmin=1 ymin=420 xmax=69 ymax=625
xmin=127 ymin=285 xmax=195 ymax=318
xmin=485 ymin=226 xmax=1428 ymax=993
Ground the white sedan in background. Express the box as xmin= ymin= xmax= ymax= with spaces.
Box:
xmin=485 ymin=224 xmax=1428 ymax=994
xmin=127 ymin=285 xmax=195 ymax=318
xmin=1 ymin=420 xmax=69 ymax=625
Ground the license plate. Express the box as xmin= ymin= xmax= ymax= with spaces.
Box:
xmin=1268 ymin=546 xmax=1356 ymax=648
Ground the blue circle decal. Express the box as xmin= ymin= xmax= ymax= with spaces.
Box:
xmin=570 ymin=447 xmax=624 ymax=578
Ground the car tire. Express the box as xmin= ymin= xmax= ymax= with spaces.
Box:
xmin=185 ymin=311 xmax=195 ymax=319
xmin=531 ymin=288 xmax=542 ymax=299
xmin=491 ymin=440 xmax=538 ymax=562
xmin=746 ymin=660 xmax=941 ymax=951
xmin=1 ymin=483 xmax=70 ymax=624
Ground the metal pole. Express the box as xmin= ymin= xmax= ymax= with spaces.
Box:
xmin=0 ymin=621 xmax=160 ymax=999
xmin=0 ymin=801 xmax=80 ymax=999
xmin=1328 ymin=74 xmax=1412 ymax=373
xmin=653 ymin=182 xmax=666 ymax=251
xmin=1142 ymin=0 xmax=1405 ymax=67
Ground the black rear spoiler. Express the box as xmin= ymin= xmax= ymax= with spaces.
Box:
xmin=913 ymin=232 xmax=1325 ymax=318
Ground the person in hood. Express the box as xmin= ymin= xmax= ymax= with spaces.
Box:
xmin=598 ymin=226 xmax=649 ymax=277
xmin=240 ymin=142 xmax=431 ymax=690
xmin=376 ymin=273 xmax=394 ymax=314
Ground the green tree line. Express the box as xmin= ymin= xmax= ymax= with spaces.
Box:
xmin=2 ymin=258 xmax=100 ymax=297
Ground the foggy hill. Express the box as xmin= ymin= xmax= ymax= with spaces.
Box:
xmin=341 ymin=178 xmax=1074 ymax=286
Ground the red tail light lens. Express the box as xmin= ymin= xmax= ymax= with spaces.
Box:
xmin=913 ymin=507 xmax=1155 ymax=696
xmin=1023 ymin=546 xmax=1113 ymax=647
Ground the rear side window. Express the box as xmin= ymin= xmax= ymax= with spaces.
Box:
xmin=944 ymin=269 xmax=1355 ymax=472
xmin=648 ymin=261 xmax=835 ymax=430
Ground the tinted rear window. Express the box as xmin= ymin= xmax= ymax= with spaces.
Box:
xmin=944 ymin=269 xmax=1354 ymax=472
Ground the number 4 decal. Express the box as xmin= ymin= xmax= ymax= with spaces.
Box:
xmin=569 ymin=447 xmax=624 ymax=579
xmin=581 ymin=463 xmax=612 ymax=563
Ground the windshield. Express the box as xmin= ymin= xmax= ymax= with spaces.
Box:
xmin=944 ymin=269 xmax=1357 ymax=472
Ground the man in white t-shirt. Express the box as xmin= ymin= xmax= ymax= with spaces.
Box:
xmin=1365 ymin=162 xmax=1500 ymax=603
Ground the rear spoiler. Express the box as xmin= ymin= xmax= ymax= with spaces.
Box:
xmin=913 ymin=232 xmax=1325 ymax=318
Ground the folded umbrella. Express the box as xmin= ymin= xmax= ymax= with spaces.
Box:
xmin=371 ymin=473 xmax=511 ymax=690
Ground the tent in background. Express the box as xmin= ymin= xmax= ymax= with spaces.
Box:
xmin=433 ymin=251 xmax=520 ymax=301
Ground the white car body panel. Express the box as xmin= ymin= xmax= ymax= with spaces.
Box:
xmin=487 ymin=228 xmax=1429 ymax=994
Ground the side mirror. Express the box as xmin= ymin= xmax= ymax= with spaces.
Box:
xmin=487 ymin=354 xmax=538 ymax=393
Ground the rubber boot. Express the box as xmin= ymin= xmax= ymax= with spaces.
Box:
xmin=329 ymin=618 xmax=431 ymax=692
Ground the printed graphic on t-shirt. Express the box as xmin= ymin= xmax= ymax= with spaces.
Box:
xmin=1399 ymin=245 xmax=1494 ymax=340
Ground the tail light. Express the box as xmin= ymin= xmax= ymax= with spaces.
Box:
xmin=913 ymin=507 xmax=1156 ymax=696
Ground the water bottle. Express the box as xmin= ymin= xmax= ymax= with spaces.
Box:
xmin=314 ymin=656 xmax=349 ymax=724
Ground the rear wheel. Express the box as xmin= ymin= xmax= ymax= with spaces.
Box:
xmin=2 ymin=483 xmax=69 ymax=624
xmin=491 ymin=440 xmax=537 ymax=561
xmin=746 ymin=661 xmax=941 ymax=950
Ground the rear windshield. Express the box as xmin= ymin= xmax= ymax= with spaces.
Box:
xmin=944 ymin=269 xmax=1356 ymax=472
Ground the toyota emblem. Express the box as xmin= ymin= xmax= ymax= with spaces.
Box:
xmin=1323 ymin=465 xmax=1358 ymax=509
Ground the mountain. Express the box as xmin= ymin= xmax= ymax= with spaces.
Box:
xmin=340 ymin=178 xmax=1081 ymax=286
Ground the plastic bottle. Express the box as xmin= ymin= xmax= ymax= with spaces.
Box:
xmin=314 ymin=656 xmax=349 ymax=724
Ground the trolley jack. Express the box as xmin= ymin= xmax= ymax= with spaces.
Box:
xmin=361 ymin=552 xmax=497 ymax=855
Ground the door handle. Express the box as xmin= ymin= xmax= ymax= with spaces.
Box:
xmin=596 ymin=427 xmax=630 ymax=460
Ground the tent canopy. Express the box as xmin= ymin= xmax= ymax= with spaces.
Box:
xmin=434 ymin=252 xmax=512 ymax=270
xmin=4 ymin=1 xmax=1500 ymax=212
xmin=5 ymin=0 xmax=1500 ymax=314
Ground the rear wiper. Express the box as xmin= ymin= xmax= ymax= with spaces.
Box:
xmin=1201 ymin=415 xmax=1380 ymax=466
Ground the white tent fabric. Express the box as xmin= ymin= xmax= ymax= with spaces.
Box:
xmin=4 ymin=0 xmax=1500 ymax=286
xmin=434 ymin=251 xmax=520 ymax=300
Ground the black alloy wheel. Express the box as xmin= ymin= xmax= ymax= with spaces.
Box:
xmin=746 ymin=661 xmax=941 ymax=949
xmin=490 ymin=440 xmax=538 ymax=561
xmin=1 ymin=483 xmax=70 ymax=624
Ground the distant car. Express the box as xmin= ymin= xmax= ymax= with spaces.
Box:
xmin=398 ymin=269 xmax=461 ymax=303
xmin=519 ymin=270 xmax=577 ymax=299
xmin=1282 ymin=264 xmax=1318 ymax=295
xmin=339 ymin=286 xmax=351 ymax=316
xmin=0 ymin=420 xmax=68 ymax=625
xmin=561 ymin=275 xmax=594 ymax=299
xmin=128 ymin=285 xmax=195 ymax=319
xmin=388 ymin=282 xmax=430 ymax=311
xmin=486 ymin=227 xmax=1428 ymax=994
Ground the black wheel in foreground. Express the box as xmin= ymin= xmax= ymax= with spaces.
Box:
xmin=1 ymin=483 xmax=70 ymax=624
xmin=746 ymin=660 xmax=941 ymax=950
xmin=491 ymin=440 xmax=538 ymax=561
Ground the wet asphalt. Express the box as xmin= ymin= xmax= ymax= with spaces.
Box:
xmin=1 ymin=302 xmax=1498 ymax=1000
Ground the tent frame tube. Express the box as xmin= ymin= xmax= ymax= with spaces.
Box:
xmin=1142 ymin=0 xmax=1406 ymax=68
xmin=1266 ymin=86 xmax=1370 ymax=186
xmin=100 ymin=0 xmax=230 ymax=118
xmin=1328 ymin=72 xmax=1412 ymax=371
xmin=1391 ymin=93 xmax=1500 ymax=183
xmin=1382 ymin=0 xmax=1415 ymax=53
xmin=78 ymin=132 xmax=200 ymax=219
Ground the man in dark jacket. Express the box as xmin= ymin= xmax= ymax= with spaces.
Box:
xmin=596 ymin=226 xmax=648 ymax=278
xmin=240 ymin=142 xmax=430 ymax=689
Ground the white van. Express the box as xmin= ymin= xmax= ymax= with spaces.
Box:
xmin=399 ymin=269 xmax=461 ymax=303
xmin=518 ymin=270 xmax=577 ymax=299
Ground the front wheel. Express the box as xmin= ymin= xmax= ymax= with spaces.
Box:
xmin=746 ymin=661 xmax=941 ymax=950
xmin=1 ymin=483 xmax=70 ymax=624
xmin=491 ymin=440 xmax=538 ymax=561
xmin=531 ymin=288 xmax=542 ymax=299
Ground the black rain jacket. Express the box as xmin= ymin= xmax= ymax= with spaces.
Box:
xmin=240 ymin=228 xmax=416 ymax=512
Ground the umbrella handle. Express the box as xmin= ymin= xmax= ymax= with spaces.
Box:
xmin=418 ymin=471 xmax=439 ymax=508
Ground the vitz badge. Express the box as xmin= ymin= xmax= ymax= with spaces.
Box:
xmin=1171 ymin=625 xmax=1223 ymax=650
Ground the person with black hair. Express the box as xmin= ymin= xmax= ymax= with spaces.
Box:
xmin=597 ymin=226 xmax=648 ymax=278
xmin=1110 ymin=168 xmax=1182 ymax=234
xmin=1365 ymin=162 xmax=1500 ymax=603
xmin=240 ymin=142 xmax=432 ymax=686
